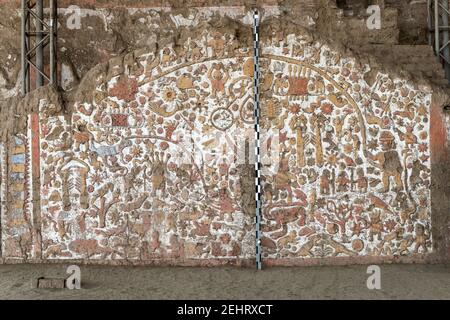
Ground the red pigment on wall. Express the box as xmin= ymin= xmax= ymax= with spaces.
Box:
xmin=430 ymin=104 xmax=449 ymax=162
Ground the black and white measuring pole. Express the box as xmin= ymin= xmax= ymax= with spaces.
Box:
xmin=253 ymin=10 xmax=263 ymax=270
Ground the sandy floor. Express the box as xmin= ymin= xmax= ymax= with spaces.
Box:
xmin=0 ymin=263 xmax=449 ymax=300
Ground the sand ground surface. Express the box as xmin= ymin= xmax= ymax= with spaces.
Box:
xmin=0 ymin=263 xmax=449 ymax=300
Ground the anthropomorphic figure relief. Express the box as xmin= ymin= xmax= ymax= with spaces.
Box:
xmin=410 ymin=158 xmax=429 ymax=190
xmin=336 ymin=167 xmax=350 ymax=193
xmin=356 ymin=168 xmax=368 ymax=193
xmin=207 ymin=32 xmax=226 ymax=58
xmin=207 ymin=63 xmax=229 ymax=98
xmin=161 ymin=47 xmax=175 ymax=67
xmin=189 ymin=41 xmax=203 ymax=61
xmin=272 ymin=149 xmax=296 ymax=203
xmin=366 ymin=131 xmax=404 ymax=193
xmin=311 ymin=76 xmax=325 ymax=94
xmin=90 ymin=182 xmax=119 ymax=229
xmin=368 ymin=210 xmax=383 ymax=242
xmin=289 ymin=114 xmax=308 ymax=167
xmin=311 ymin=114 xmax=326 ymax=167
xmin=397 ymin=125 xmax=417 ymax=148
xmin=148 ymin=151 xmax=171 ymax=195
xmin=414 ymin=224 xmax=429 ymax=253
xmin=320 ymin=169 xmax=331 ymax=195
xmin=273 ymin=73 xmax=289 ymax=95
xmin=34 ymin=30 xmax=431 ymax=262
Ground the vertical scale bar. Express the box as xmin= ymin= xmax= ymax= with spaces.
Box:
xmin=253 ymin=10 xmax=262 ymax=270
xmin=36 ymin=0 xmax=44 ymax=88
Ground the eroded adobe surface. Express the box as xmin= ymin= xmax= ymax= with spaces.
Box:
xmin=0 ymin=0 xmax=407 ymax=101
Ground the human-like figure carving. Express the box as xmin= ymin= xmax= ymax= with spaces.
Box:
xmin=207 ymin=63 xmax=229 ymax=98
xmin=161 ymin=47 xmax=175 ymax=67
xmin=397 ymin=125 xmax=417 ymax=148
xmin=368 ymin=210 xmax=383 ymax=242
xmin=207 ymin=32 xmax=225 ymax=57
xmin=366 ymin=131 xmax=403 ymax=193
xmin=189 ymin=41 xmax=203 ymax=61
xmin=320 ymin=169 xmax=331 ymax=195
xmin=414 ymin=224 xmax=428 ymax=253
xmin=410 ymin=158 xmax=429 ymax=190
xmin=148 ymin=152 xmax=171 ymax=195
xmin=273 ymin=73 xmax=289 ymax=95
xmin=356 ymin=168 xmax=368 ymax=193
xmin=289 ymin=113 xmax=308 ymax=167
xmin=336 ymin=168 xmax=350 ymax=192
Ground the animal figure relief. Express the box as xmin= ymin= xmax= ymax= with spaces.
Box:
xmin=34 ymin=32 xmax=432 ymax=263
xmin=73 ymin=123 xmax=92 ymax=152
xmin=90 ymin=138 xmax=132 ymax=164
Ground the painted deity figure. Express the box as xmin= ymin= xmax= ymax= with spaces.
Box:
xmin=207 ymin=63 xmax=229 ymax=98
xmin=366 ymin=131 xmax=403 ymax=193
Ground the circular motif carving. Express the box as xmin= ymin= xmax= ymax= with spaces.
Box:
xmin=211 ymin=108 xmax=234 ymax=131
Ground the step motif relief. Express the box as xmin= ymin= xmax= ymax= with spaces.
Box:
xmin=2 ymin=136 xmax=34 ymax=258
xmin=2 ymin=29 xmax=432 ymax=262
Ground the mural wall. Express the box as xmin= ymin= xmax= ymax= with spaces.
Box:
xmin=0 ymin=27 xmax=435 ymax=265
xmin=260 ymin=35 xmax=432 ymax=260
xmin=38 ymin=31 xmax=256 ymax=261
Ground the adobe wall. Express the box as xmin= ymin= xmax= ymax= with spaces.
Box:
xmin=0 ymin=2 xmax=449 ymax=266
xmin=0 ymin=0 xmax=401 ymax=101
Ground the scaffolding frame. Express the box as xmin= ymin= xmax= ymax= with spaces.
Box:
xmin=428 ymin=0 xmax=450 ymax=81
xmin=21 ymin=0 xmax=57 ymax=95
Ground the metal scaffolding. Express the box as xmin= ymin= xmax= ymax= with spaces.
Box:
xmin=21 ymin=0 xmax=57 ymax=95
xmin=428 ymin=0 xmax=450 ymax=82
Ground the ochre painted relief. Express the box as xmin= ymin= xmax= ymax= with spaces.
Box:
xmin=38 ymin=31 xmax=256 ymax=260
xmin=2 ymin=135 xmax=34 ymax=258
xmin=0 ymin=30 xmax=433 ymax=264
xmin=260 ymin=35 xmax=432 ymax=259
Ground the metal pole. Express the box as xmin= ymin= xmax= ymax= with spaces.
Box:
xmin=442 ymin=0 xmax=450 ymax=79
xmin=21 ymin=0 xmax=28 ymax=95
xmin=36 ymin=0 xmax=44 ymax=88
xmin=435 ymin=0 xmax=440 ymax=56
xmin=49 ymin=0 xmax=56 ymax=85
xmin=428 ymin=0 xmax=432 ymax=46
xmin=26 ymin=3 xmax=30 ymax=94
